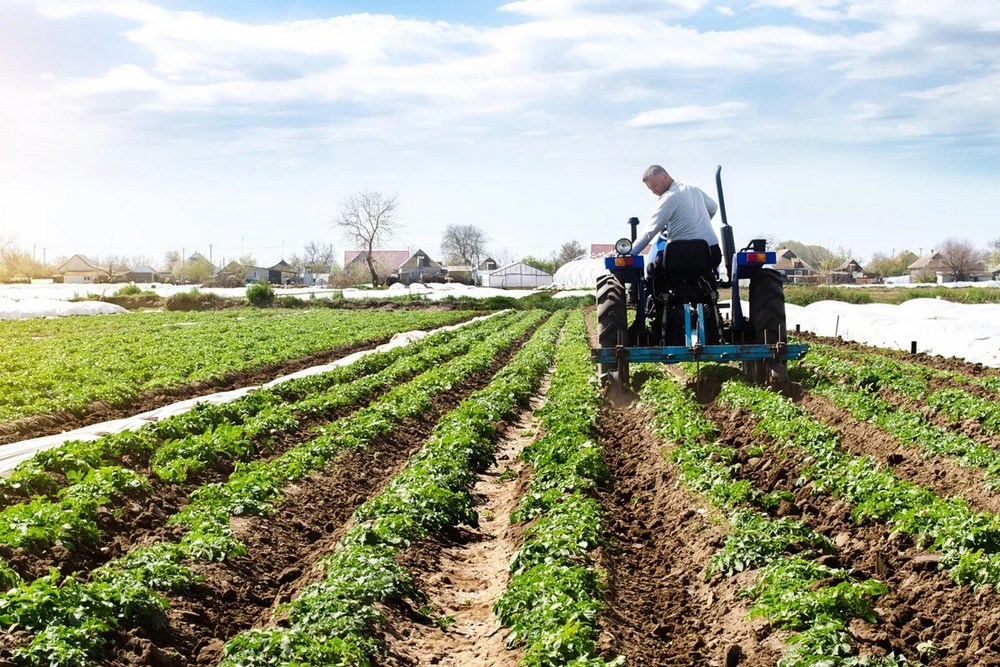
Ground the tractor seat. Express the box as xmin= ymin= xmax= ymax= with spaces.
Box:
xmin=655 ymin=240 xmax=717 ymax=289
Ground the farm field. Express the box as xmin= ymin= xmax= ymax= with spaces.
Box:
xmin=0 ymin=308 xmax=477 ymax=443
xmin=1 ymin=305 xmax=999 ymax=666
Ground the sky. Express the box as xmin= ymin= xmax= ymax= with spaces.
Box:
xmin=0 ymin=0 xmax=998 ymax=269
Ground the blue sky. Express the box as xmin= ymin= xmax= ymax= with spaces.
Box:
xmin=1 ymin=0 xmax=997 ymax=269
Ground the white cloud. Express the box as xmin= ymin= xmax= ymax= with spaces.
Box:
xmin=623 ymin=102 xmax=748 ymax=128
xmin=498 ymin=0 xmax=706 ymax=18
xmin=751 ymin=0 xmax=844 ymax=22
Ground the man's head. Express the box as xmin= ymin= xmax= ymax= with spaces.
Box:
xmin=642 ymin=164 xmax=673 ymax=196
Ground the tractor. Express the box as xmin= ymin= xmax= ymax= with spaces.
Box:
xmin=591 ymin=166 xmax=807 ymax=392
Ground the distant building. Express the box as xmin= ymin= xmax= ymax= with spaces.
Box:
xmin=827 ymin=258 xmax=865 ymax=285
xmin=992 ymin=264 xmax=1000 ymax=281
xmin=482 ymin=261 xmax=553 ymax=288
xmin=772 ymin=248 xmax=816 ymax=283
xmin=907 ymin=252 xmax=948 ymax=282
xmin=56 ymin=255 xmax=108 ymax=284
xmin=343 ymin=249 xmax=444 ymax=285
xmin=125 ymin=265 xmax=167 ymax=284
xmin=908 ymin=251 xmax=990 ymax=283
xmin=268 ymin=260 xmax=298 ymax=285
xmin=478 ymin=257 xmax=499 ymax=271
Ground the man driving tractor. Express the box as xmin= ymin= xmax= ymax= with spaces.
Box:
xmin=631 ymin=165 xmax=723 ymax=281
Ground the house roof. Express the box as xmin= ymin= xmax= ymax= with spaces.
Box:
xmin=992 ymin=264 xmax=1000 ymax=274
xmin=269 ymin=260 xmax=296 ymax=271
xmin=773 ymin=248 xmax=815 ymax=272
xmin=344 ymin=250 xmax=412 ymax=271
xmin=833 ymin=258 xmax=864 ymax=272
xmin=129 ymin=265 xmax=159 ymax=274
xmin=908 ymin=252 xmax=946 ymax=270
xmin=56 ymin=254 xmax=107 ymax=273
xmin=478 ymin=257 xmax=497 ymax=269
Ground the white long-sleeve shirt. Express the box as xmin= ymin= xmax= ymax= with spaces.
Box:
xmin=630 ymin=181 xmax=719 ymax=256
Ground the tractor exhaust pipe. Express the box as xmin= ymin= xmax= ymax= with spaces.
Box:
xmin=715 ymin=165 xmax=735 ymax=284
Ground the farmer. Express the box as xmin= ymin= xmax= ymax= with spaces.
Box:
xmin=630 ymin=165 xmax=722 ymax=276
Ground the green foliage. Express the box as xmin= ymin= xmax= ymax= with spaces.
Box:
xmin=0 ymin=308 xmax=475 ymax=423
xmin=245 ymin=280 xmax=274 ymax=306
xmin=220 ymin=309 xmax=566 ymax=666
xmin=112 ymin=283 xmax=145 ymax=296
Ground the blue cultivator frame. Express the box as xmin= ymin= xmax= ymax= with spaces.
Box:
xmin=590 ymin=251 xmax=808 ymax=367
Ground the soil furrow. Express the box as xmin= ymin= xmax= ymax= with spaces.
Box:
xmin=705 ymin=398 xmax=1000 ymax=666
xmin=798 ymin=392 xmax=1000 ymax=515
xmin=377 ymin=378 xmax=552 ymax=666
xmin=596 ymin=402 xmax=786 ymax=667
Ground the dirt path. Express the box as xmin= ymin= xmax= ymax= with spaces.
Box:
xmin=379 ymin=380 xmax=552 ymax=666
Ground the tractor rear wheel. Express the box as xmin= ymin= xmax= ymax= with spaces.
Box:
xmin=596 ymin=273 xmax=628 ymax=387
xmin=743 ymin=269 xmax=789 ymax=386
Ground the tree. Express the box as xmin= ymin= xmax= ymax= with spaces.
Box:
xmin=521 ymin=255 xmax=556 ymax=275
xmin=440 ymin=224 xmax=489 ymax=267
xmin=987 ymin=237 xmax=1000 ymax=269
xmin=939 ymin=238 xmax=984 ymax=281
xmin=866 ymin=250 xmax=918 ymax=278
xmin=335 ymin=190 xmax=400 ymax=287
xmin=237 ymin=254 xmax=257 ymax=267
xmin=302 ymin=241 xmax=335 ymax=271
xmin=554 ymin=240 xmax=585 ymax=270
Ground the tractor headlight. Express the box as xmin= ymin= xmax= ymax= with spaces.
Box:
xmin=614 ymin=238 xmax=633 ymax=255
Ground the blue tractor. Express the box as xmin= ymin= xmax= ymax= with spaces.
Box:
xmin=592 ymin=166 xmax=808 ymax=391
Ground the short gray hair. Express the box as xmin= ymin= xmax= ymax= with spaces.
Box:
xmin=642 ymin=164 xmax=667 ymax=182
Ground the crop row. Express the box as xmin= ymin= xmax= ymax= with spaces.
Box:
xmin=639 ymin=372 xmax=900 ymax=667
xmin=0 ymin=311 xmax=545 ymax=666
xmin=1 ymin=311 xmax=515 ymax=506
xmin=805 ymin=343 xmax=1000 ymax=435
xmin=217 ymin=310 xmax=569 ymax=666
xmin=0 ymin=314 xmax=525 ymax=575
xmin=718 ymin=381 xmax=1000 ymax=590
xmin=0 ymin=308 xmax=475 ymax=423
xmin=494 ymin=311 xmax=622 ymax=667
xmin=799 ymin=350 xmax=1000 ymax=486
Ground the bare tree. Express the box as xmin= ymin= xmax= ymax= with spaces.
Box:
xmin=302 ymin=240 xmax=335 ymax=270
xmin=554 ymin=240 xmax=585 ymax=270
xmin=335 ymin=190 xmax=400 ymax=287
xmin=237 ymin=254 xmax=257 ymax=267
xmin=440 ymin=224 xmax=489 ymax=267
xmin=939 ymin=238 xmax=985 ymax=281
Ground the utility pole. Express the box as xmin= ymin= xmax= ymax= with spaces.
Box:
xmin=209 ymin=244 xmax=213 ymax=266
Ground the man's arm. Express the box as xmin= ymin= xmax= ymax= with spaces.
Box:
xmin=701 ymin=188 xmax=718 ymax=219
xmin=630 ymin=193 xmax=678 ymax=255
